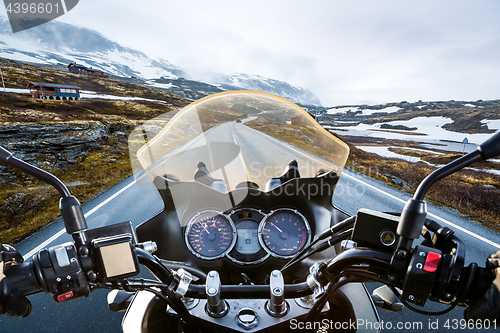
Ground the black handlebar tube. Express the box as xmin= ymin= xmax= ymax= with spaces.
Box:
xmin=136 ymin=248 xmax=176 ymax=285
xmin=135 ymin=247 xmax=313 ymax=299
xmin=324 ymin=248 xmax=393 ymax=283
xmin=184 ymin=281 xmax=312 ymax=299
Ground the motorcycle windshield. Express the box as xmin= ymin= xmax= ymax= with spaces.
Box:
xmin=130 ymin=91 xmax=349 ymax=198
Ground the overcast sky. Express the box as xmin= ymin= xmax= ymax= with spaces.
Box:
xmin=7 ymin=0 xmax=500 ymax=106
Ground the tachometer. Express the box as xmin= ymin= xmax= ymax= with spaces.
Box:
xmin=259 ymin=209 xmax=311 ymax=259
xmin=185 ymin=211 xmax=236 ymax=260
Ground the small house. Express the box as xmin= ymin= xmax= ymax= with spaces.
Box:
xmin=27 ymin=81 xmax=81 ymax=100
xmin=67 ymin=63 xmax=109 ymax=78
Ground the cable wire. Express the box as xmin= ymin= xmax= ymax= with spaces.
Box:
xmin=281 ymin=228 xmax=353 ymax=273
xmin=388 ymin=286 xmax=459 ymax=315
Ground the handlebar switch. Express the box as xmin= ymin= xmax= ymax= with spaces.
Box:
xmin=401 ymin=245 xmax=442 ymax=306
xmin=33 ymin=242 xmax=90 ymax=303
xmin=205 ymin=271 xmax=228 ymax=318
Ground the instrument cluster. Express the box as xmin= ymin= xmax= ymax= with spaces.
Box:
xmin=184 ymin=208 xmax=311 ymax=264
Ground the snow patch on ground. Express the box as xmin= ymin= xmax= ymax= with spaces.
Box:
xmin=338 ymin=116 xmax=499 ymax=145
xmin=355 ymin=145 xmax=448 ymax=164
xmin=80 ymin=90 xmax=170 ymax=103
xmin=357 ymin=145 xmax=500 ymax=175
xmin=360 ymin=106 xmax=401 ymax=116
xmin=145 ymin=81 xmax=177 ymax=90
xmin=356 ymin=146 xmax=423 ymax=163
xmin=481 ymin=119 xmax=500 ymax=131
xmin=2 ymin=88 xmax=30 ymax=94
xmin=327 ymin=106 xmax=400 ymax=115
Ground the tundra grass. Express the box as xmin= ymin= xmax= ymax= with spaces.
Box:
xmin=0 ymin=84 xmax=189 ymax=243
xmin=345 ymin=143 xmax=500 ymax=231
xmin=0 ymin=134 xmax=133 ymax=243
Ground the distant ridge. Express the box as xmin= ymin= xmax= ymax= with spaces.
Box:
xmin=0 ymin=16 xmax=321 ymax=106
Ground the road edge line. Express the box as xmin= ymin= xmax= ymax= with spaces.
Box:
xmin=342 ymin=171 xmax=500 ymax=249
xmin=23 ymin=179 xmax=137 ymax=260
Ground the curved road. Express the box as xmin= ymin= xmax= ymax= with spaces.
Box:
xmin=1 ymin=120 xmax=499 ymax=332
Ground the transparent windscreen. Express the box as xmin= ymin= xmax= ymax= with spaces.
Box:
xmin=129 ymin=91 xmax=349 ymax=195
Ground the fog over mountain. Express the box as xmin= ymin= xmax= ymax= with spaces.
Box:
xmin=0 ymin=17 xmax=321 ymax=105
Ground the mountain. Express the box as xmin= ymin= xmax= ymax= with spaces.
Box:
xmin=0 ymin=16 xmax=321 ymax=105
xmin=208 ymin=73 xmax=321 ymax=106
xmin=0 ymin=16 xmax=187 ymax=79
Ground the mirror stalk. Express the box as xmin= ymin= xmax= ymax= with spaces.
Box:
xmin=394 ymin=132 xmax=500 ymax=262
xmin=0 ymin=146 xmax=87 ymax=235
xmin=413 ymin=150 xmax=482 ymax=201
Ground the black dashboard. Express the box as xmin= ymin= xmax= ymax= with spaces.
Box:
xmin=184 ymin=208 xmax=311 ymax=265
xmin=136 ymin=171 xmax=346 ymax=282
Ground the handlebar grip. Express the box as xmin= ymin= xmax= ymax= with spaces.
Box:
xmin=5 ymin=260 xmax=44 ymax=296
xmin=465 ymin=266 xmax=495 ymax=303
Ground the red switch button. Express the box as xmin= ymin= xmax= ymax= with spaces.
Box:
xmin=57 ymin=291 xmax=74 ymax=303
xmin=423 ymin=252 xmax=441 ymax=273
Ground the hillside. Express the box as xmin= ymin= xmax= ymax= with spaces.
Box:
xmin=321 ymin=99 xmax=500 ymax=231
xmin=321 ymin=99 xmax=500 ymax=135
xmin=0 ymin=58 xmax=190 ymax=243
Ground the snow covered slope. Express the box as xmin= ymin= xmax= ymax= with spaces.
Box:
xmin=0 ymin=16 xmax=186 ymax=79
xmin=210 ymin=73 xmax=321 ymax=106
xmin=0 ymin=16 xmax=321 ymax=105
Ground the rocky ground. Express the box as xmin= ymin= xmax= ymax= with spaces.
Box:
xmin=0 ymin=59 xmax=190 ymax=243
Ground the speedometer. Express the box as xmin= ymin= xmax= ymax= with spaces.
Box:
xmin=185 ymin=211 xmax=236 ymax=260
xmin=259 ymin=209 xmax=311 ymax=259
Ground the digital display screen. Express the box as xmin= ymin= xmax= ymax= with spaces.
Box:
xmin=235 ymin=220 xmax=260 ymax=255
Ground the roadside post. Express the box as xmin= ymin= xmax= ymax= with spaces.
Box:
xmin=0 ymin=68 xmax=6 ymax=95
xmin=462 ymin=137 xmax=468 ymax=154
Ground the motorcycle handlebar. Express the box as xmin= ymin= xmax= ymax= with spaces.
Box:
xmin=183 ymin=281 xmax=312 ymax=299
xmin=4 ymin=233 xmax=495 ymax=310
xmin=6 ymin=246 xmax=315 ymax=301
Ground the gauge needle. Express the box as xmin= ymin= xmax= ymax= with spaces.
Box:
xmin=270 ymin=222 xmax=283 ymax=233
xmin=202 ymin=223 xmax=210 ymax=234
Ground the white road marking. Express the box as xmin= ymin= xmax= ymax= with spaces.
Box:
xmin=61 ymin=0 xmax=68 ymax=12
xmin=342 ymin=172 xmax=500 ymax=249
xmin=23 ymin=179 xmax=137 ymax=260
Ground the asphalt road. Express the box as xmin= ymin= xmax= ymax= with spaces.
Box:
xmin=2 ymin=120 xmax=500 ymax=332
